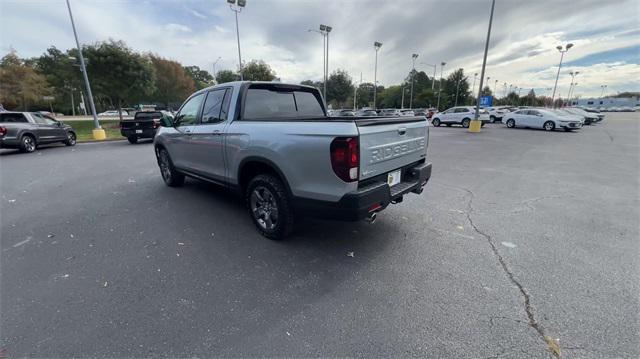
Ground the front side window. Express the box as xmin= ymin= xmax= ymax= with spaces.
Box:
xmin=31 ymin=113 xmax=48 ymax=124
xmin=201 ymin=89 xmax=228 ymax=124
xmin=175 ymin=93 xmax=205 ymax=126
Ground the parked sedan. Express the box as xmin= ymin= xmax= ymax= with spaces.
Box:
xmin=0 ymin=112 xmax=76 ymax=152
xmin=483 ymin=106 xmax=507 ymax=122
xmin=400 ymin=110 xmax=415 ymax=116
xmin=355 ymin=109 xmax=378 ymax=116
xmin=431 ymin=106 xmax=490 ymax=128
xmin=98 ymin=110 xmax=129 ymax=117
xmin=379 ymin=109 xmax=402 ymax=117
xmin=504 ymin=109 xmax=582 ymax=131
xmin=561 ymin=107 xmax=600 ymax=125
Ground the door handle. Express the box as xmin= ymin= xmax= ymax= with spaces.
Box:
xmin=212 ymin=130 xmax=221 ymax=135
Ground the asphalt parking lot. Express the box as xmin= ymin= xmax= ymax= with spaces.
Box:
xmin=1 ymin=113 xmax=638 ymax=358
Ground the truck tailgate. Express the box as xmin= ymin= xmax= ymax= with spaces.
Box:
xmin=357 ymin=117 xmax=428 ymax=180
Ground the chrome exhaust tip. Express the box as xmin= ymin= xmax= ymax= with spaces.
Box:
xmin=365 ymin=212 xmax=377 ymax=224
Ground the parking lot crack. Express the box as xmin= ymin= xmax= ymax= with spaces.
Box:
xmin=460 ymin=186 xmax=561 ymax=359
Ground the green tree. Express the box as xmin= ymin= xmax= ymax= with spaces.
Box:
xmin=355 ymin=82 xmax=376 ymax=108
xmin=0 ymin=51 xmax=51 ymax=111
xmin=184 ymin=65 xmax=214 ymax=90
xmin=82 ymin=40 xmax=155 ymax=120
xmin=481 ymin=86 xmax=492 ymax=97
xmin=241 ymin=60 xmax=276 ymax=81
xmin=326 ymin=69 xmax=354 ymax=108
xmin=35 ymin=46 xmax=83 ymax=114
xmin=216 ymin=69 xmax=239 ymax=84
xmin=150 ymin=55 xmax=196 ymax=108
xmin=378 ymin=85 xmax=403 ymax=109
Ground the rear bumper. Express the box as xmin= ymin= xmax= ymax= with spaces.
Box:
xmin=293 ymin=162 xmax=432 ymax=221
xmin=0 ymin=137 xmax=19 ymax=148
xmin=121 ymin=128 xmax=157 ymax=138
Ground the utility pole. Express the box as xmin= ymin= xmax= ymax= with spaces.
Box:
xmin=373 ymin=42 xmax=382 ymax=109
xmin=454 ymin=76 xmax=461 ymax=107
xmin=66 ymin=0 xmax=102 ymax=138
xmin=409 ymin=53 xmax=418 ymax=109
xmin=436 ymin=62 xmax=446 ymax=111
xmin=471 ymin=0 xmax=495 ymax=132
xmin=228 ymin=0 xmax=246 ymax=80
xmin=472 ymin=73 xmax=478 ymax=96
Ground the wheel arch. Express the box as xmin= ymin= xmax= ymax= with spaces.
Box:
xmin=237 ymin=157 xmax=292 ymax=197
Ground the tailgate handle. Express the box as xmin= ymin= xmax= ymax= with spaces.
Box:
xmin=398 ymin=127 xmax=407 ymax=135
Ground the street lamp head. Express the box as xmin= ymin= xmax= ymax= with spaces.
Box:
xmin=319 ymin=24 xmax=326 ymax=31
xmin=575 ymin=71 xmax=579 ymax=75
xmin=237 ymin=0 xmax=246 ymax=6
xmin=227 ymin=0 xmax=236 ymax=3
xmin=441 ymin=62 xmax=446 ymax=66
xmin=325 ymin=26 xmax=332 ymax=33
xmin=374 ymin=41 xmax=382 ymax=49
xmin=556 ymin=45 xmax=563 ymax=51
xmin=474 ymin=73 xmax=478 ymax=76
xmin=412 ymin=53 xmax=419 ymax=59
xmin=566 ymin=43 xmax=574 ymax=50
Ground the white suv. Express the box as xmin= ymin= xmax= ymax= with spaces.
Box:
xmin=431 ymin=106 xmax=490 ymax=128
xmin=484 ymin=107 xmax=508 ymax=123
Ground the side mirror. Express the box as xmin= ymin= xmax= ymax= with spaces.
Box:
xmin=57 ymin=121 xmax=63 ymax=127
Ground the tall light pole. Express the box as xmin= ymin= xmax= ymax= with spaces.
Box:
xmin=409 ymin=53 xmax=419 ymax=109
xmin=66 ymin=0 xmax=102 ymax=139
xmin=472 ymin=73 xmax=478 ymax=97
xmin=213 ymin=56 xmax=222 ymax=82
xmin=436 ymin=61 xmax=446 ymax=111
xmin=508 ymin=84 xmax=513 ymax=94
xmin=373 ymin=41 xmax=382 ymax=109
xmin=494 ymin=79 xmax=498 ymax=97
xmin=571 ymin=83 xmax=578 ymax=105
xmin=471 ymin=0 xmax=495 ymax=132
xmin=321 ymin=24 xmax=332 ymax=103
xmin=567 ymin=70 xmax=579 ymax=101
xmin=600 ymin=85 xmax=607 ymax=98
xmin=454 ymin=75 xmax=462 ymax=107
xmin=503 ymin=82 xmax=507 ymax=97
xmin=485 ymin=76 xmax=490 ymax=96
xmin=551 ymin=43 xmax=574 ymax=107
xmin=421 ymin=62 xmax=437 ymax=90
xmin=228 ymin=0 xmax=246 ymax=80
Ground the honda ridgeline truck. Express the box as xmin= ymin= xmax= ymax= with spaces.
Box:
xmin=154 ymin=82 xmax=432 ymax=239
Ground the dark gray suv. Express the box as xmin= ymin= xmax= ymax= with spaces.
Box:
xmin=0 ymin=112 xmax=77 ymax=153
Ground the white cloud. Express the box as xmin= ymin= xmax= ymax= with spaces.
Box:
xmin=1 ymin=0 xmax=638 ymax=97
xmin=164 ymin=24 xmax=192 ymax=33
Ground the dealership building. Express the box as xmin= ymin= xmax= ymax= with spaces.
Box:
xmin=572 ymin=96 xmax=639 ymax=109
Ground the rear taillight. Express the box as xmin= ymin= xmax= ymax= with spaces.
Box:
xmin=153 ymin=120 xmax=160 ymax=129
xmin=330 ymin=137 xmax=359 ymax=182
xmin=0 ymin=126 xmax=6 ymax=136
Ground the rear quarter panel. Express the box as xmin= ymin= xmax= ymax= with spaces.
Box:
xmin=225 ymin=120 xmax=359 ymax=202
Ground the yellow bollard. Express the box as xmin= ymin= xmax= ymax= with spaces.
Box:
xmin=92 ymin=127 xmax=107 ymax=140
xmin=468 ymin=120 xmax=482 ymax=133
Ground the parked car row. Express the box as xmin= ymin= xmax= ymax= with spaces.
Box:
xmin=328 ymin=108 xmax=436 ymax=118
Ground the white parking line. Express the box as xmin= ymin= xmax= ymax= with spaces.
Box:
xmin=12 ymin=238 xmax=31 ymax=248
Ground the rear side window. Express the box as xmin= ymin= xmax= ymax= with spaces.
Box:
xmin=201 ymin=89 xmax=228 ymax=124
xmin=243 ymin=88 xmax=324 ymax=120
xmin=0 ymin=113 xmax=28 ymax=123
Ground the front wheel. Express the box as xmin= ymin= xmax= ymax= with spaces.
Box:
xmin=158 ymin=148 xmax=185 ymax=187
xmin=65 ymin=132 xmax=76 ymax=146
xmin=506 ymin=119 xmax=516 ymax=128
xmin=432 ymin=118 xmax=441 ymax=127
xmin=246 ymin=174 xmax=295 ymax=240
xmin=490 ymin=115 xmax=496 ymax=123
xmin=127 ymin=136 xmax=138 ymax=144
xmin=461 ymin=118 xmax=471 ymax=128
xmin=543 ymin=121 xmax=555 ymax=131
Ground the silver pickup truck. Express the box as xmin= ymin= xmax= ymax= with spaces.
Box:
xmin=154 ymin=82 xmax=432 ymax=239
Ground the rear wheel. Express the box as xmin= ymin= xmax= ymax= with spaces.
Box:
xmin=432 ymin=118 xmax=441 ymax=127
xmin=543 ymin=121 xmax=555 ymax=131
xmin=246 ymin=174 xmax=295 ymax=240
xmin=506 ymin=119 xmax=515 ymax=128
xmin=64 ymin=131 xmax=76 ymax=146
xmin=490 ymin=115 xmax=496 ymax=123
xmin=461 ymin=118 xmax=471 ymax=128
xmin=158 ymin=148 xmax=184 ymax=187
xmin=127 ymin=136 xmax=138 ymax=144
xmin=19 ymin=135 xmax=36 ymax=153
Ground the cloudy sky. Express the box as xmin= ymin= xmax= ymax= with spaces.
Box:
xmin=1 ymin=0 xmax=639 ymax=98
